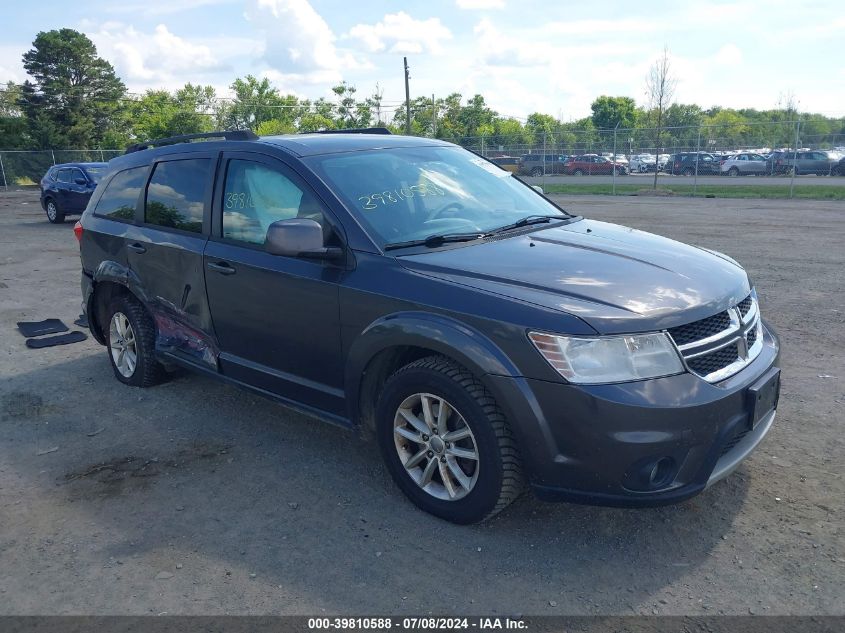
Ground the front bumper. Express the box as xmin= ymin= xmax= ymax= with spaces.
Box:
xmin=485 ymin=321 xmax=780 ymax=507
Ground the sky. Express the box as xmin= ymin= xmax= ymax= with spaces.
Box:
xmin=1 ymin=0 xmax=843 ymax=121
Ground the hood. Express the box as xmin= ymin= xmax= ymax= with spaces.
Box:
xmin=398 ymin=219 xmax=751 ymax=334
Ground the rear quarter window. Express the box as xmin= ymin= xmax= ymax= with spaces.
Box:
xmin=94 ymin=166 xmax=149 ymax=221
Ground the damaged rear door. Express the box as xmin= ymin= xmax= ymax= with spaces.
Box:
xmin=125 ymin=151 xmax=218 ymax=366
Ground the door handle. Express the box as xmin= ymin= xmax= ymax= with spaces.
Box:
xmin=207 ymin=261 xmax=236 ymax=275
xmin=127 ymin=243 xmax=146 ymax=254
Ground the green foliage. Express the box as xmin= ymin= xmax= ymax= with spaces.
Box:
xmin=590 ymin=96 xmax=637 ymax=130
xmin=20 ymin=28 xmax=126 ymax=149
xmin=129 ymin=84 xmax=216 ymax=141
xmin=0 ymin=82 xmax=28 ymax=149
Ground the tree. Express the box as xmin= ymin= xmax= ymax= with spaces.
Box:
xmin=20 ymin=29 xmax=126 ymax=148
xmin=0 ymin=82 xmax=28 ymax=148
xmin=458 ymin=94 xmax=497 ymax=138
xmin=332 ymin=81 xmax=371 ymax=128
xmin=645 ymin=46 xmax=677 ymax=188
xmin=223 ymin=75 xmax=298 ymax=131
xmin=590 ymin=96 xmax=637 ymax=130
xmin=526 ymin=112 xmax=559 ymax=147
xmin=129 ymin=84 xmax=216 ymax=141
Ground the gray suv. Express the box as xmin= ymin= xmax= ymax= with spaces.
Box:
xmin=76 ymin=130 xmax=781 ymax=523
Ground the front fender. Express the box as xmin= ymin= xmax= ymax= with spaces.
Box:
xmin=345 ymin=311 xmax=522 ymax=424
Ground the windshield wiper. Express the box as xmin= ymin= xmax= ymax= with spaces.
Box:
xmin=384 ymin=232 xmax=484 ymax=251
xmin=484 ymin=214 xmax=566 ymax=236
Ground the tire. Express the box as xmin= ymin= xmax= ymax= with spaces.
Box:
xmin=45 ymin=198 xmax=64 ymax=224
xmin=573 ymin=169 xmax=584 ymax=176
xmin=728 ymin=167 xmax=740 ymax=177
xmin=376 ymin=356 xmax=524 ymax=524
xmin=530 ymin=167 xmax=543 ymax=177
xmin=105 ymin=294 xmax=165 ymax=387
xmin=683 ymin=168 xmax=695 ymax=176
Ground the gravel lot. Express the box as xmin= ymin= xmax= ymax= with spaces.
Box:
xmin=0 ymin=189 xmax=843 ymax=616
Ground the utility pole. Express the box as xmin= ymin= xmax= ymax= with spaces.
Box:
xmin=432 ymin=94 xmax=437 ymax=137
xmin=403 ymin=57 xmax=411 ymax=136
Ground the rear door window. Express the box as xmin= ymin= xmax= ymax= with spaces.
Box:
xmin=94 ymin=166 xmax=149 ymax=221
xmin=144 ymin=159 xmax=210 ymax=234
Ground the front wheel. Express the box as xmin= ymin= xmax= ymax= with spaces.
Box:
xmin=728 ymin=167 xmax=740 ymax=177
xmin=45 ymin=199 xmax=65 ymax=224
xmin=573 ymin=169 xmax=584 ymax=176
xmin=530 ymin=167 xmax=543 ymax=177
xmin=376 ymin=356 xmax=524 ymax=524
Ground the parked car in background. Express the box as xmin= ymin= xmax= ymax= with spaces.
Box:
xmin=564 ymin=154 xmax=628 ymax=175
xmin=833 ymin=156 xmax=845 ymax=176
xmin=773 ymin=150 xmax=839 ymax=175
xmin=40 ymin=162 xmax=109 ymax=223
xmin=601 ymin=153 xmax=629 ymax=168
xmin=720 ymin=152 xmax=768 ymax=176
xmin=668 ymin=152 xmax=720 ymax=176
xmin=489 ymin=156 xmax=520 ymax=173
xmin=629 ymin=153 xmax=657 ymax=173
xmin=519 ymin=154 xmax=568 ymax=176
xmin=657 ymin=154 xmax=670 ymax=171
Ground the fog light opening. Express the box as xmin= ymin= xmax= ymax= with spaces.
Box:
xmin=648 ymin=457 xmax=675 ymax=488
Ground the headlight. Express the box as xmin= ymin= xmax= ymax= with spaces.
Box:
xmin=528 ymin=331 xmax=685 ymax=384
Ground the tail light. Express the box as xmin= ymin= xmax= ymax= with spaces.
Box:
xmin=73 ymin=221 xmax=83 ymax=244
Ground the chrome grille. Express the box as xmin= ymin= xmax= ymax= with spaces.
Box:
xmin=667 ymin=292 xmax=762 ymax=383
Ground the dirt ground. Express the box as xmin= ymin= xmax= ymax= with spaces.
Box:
xmin=0 ymin=189 xmax=843 ymax=616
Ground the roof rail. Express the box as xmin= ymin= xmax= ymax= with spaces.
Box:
xmin=125 ymin=130 xmax=259 ymax=154
xmin=313 ymin=127 xmax=392 ymax=135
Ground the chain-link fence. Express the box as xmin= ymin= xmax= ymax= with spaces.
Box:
xmin=2 ymin=119 xmax=843 ymax=194
xmin=455 ymin=120 xmax=843 ymax=190
xmin=457 ymin=119 xmax=845 ymax=161
xmin=0 ymin=149 xmax=123 ymax=189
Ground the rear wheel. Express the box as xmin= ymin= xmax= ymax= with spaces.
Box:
xmin=45 ymin=198 xmax=64 ymax=224
xmin=376 ymin=356 xmax=524 ymax=524
xmin=530 ymin=167 xmax=543 ymax=177
xmin=573 ymin=169 xmax=584 ymax=176
xmin=105 ymin=295 xmax=165 ymax=387
xmin=728 ymin=167 xmax=740 ymax=177
xmin=683 ymin=168 xmax=695 ymax=176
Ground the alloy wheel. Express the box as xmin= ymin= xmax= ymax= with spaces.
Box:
xmin=46 ymin=201 xmax=57 ymax=221
xmin=109 ymin=311 xmax=137 ymax=378
xmin=393 ymin=392 xmax=480 ymax=501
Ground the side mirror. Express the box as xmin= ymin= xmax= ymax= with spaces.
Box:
xmin=532 ymin=185 xmax=544 ymax=194
xmin=265 ymin=218 xmax=342 ymax=260
xmin=74 ymin=177 xmax=88 ymax=185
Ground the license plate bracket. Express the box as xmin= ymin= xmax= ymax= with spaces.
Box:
xmin=747 ymin=367 xmax=780 ymax=429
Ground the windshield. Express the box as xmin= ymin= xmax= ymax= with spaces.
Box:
xmin=310 ymin=145 xmax=571 ymax=248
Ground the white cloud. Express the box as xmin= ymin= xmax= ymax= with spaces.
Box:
xmin=456 ymin=0 xmax=505 ymax=8
xmin=472 ymin=19 xmax=545 ymax=67
xmin=245 ymin=0 xmax=369 ymax=85
xmin=347 ymin=12 xmax=453 ymax=55
xmin=715 ymin=43 xmax=743 ymax=65
xmin=90 ymin=23 xmax=227 ymax=89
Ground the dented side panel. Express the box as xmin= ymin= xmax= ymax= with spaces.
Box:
xmin=124 ymin=228 xmax=220 ymax=369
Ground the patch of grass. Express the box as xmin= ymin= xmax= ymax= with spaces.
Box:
xmin=540 ymin=183 xmax=845 ymax=201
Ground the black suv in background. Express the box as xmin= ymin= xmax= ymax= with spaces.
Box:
xmin=76 ymin=130 xmax=781 ymax=523
xmin=40 ymin=162 xmax=108 ymax=223
xmin=519 ymin=154 xmax=568 ymax=176
xmin=668 ymin=152 xmax=720 ymax=176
